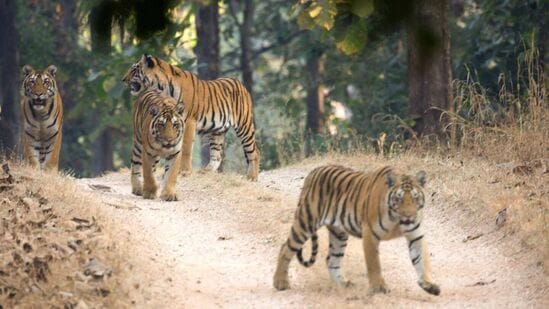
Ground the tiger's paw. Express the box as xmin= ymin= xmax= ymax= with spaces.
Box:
xmin=132 ymin=187 xmax=143 ymax=196
xmin=370 ymin=282 xmax=390 ymax=294
xmin=180 ymin=169 xmax=192 ymax=177
xmin=333 ymin=280 xmax=353 ymax=288
xmin=273 ymin=277 xmax=290 ymax=291
xmin=160 ymin=192 xmax=178 ymax=201
xmin=142 ymin=190 xmax=157 ymax=200
xmin=247 ymin=173 xmax=258 ymax=182
xmin=419 ymin=281 xmax=440 ymax=296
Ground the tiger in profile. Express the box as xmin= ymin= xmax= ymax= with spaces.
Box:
xmin=122 ymin=54 xmax=260 ymax=181
xmin=273 ymin=165 xmax=440 ymax=296
xmin=131 ymin=89 xmax=184 ymax=201
xmin=20 ymin=65 xmax=63 ymax=171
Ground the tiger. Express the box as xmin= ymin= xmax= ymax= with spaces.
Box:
xmin=273 ymin=165 xmax=440 ymax=296
xmin=131 ymin=89 xmax=185 ymax=201
xmin=122 ymin=54 xmax=260 ymax=181
xmin=20 ymin=65 xmax=63 ymax=171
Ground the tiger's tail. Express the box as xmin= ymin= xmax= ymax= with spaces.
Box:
xmin=296 ymin=233 xmax=319 ymax=267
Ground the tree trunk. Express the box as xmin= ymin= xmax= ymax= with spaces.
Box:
xmin=304 ymin=48 xmax=326 ymax=157
xmin=407 ymin=0 xmax=452 ymax=139
xmin=0 ymin=0 xmax=20 ymax=155
xmin=240 ymin=0 xmax=254 ymax=96
xmin=195 ymin=2 xmax=221 ymax=169
xmin=90 ymin=3 xmax=114 ymax=175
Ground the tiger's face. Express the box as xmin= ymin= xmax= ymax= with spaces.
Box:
xmin=386 ymin=171 xmax=426 ymax=226
xmin=148 ymin=99 xmax=185 ymax=148
xmin=22 ymin=65 xmax=58 ymax=111
xmin=122 ymin=54 xmax=162 ymax=96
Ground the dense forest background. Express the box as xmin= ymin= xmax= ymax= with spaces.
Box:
xmin=0 ymin=0 xmax=546 ymax=177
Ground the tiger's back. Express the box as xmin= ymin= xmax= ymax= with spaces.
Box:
xmin=20 ymin=65 xmax=63 ymax=171
xmin=122 ymin=54 xmax=260 ymax=181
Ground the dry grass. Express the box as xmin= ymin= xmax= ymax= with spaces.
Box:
xmin=445 ymin=43 xmax=547 ymax=163
xmin=293 ymin=151 xmax=548 ymax=273
xmin=0 ymin=160 xmax=132 ymax=308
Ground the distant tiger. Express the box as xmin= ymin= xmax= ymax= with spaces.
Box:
xmin=20 ymin=65 xmax=63 ymax=171
xmin=131 ymin=89 xmax=184 ymax=201
xmin=273 ymin=165 xmax=440 ymax=296
xmin=122 ymin=54 xmax=260 ymax=181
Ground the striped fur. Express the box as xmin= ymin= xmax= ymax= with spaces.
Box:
xmin=131 ymin=90 xmax=184 ymax=201
xmin=122 ymin=54 xmax=260 ymax=181
xmin=273 ymin=165 xmax=440 ymax=296
xmin=20 ymin=65 xmax=63 ymax=171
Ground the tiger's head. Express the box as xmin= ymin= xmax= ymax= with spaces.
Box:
xmin=146 ymin=96 xmax=185 ymax=148
xmin=385 ymin=170 xmax=427 ymax=226
xmin=123 ymin=54 xmax=168 ymax=96
xmin=22 ymin=65 xmax=58 ymax=111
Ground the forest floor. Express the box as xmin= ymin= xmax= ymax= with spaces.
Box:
xmin=73 ymin=153 xmax=547 ymax=308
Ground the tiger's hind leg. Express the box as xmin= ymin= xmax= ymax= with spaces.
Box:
xmin=273 ymin=208 xmax=316 ymax=290
xmin=204 ymin=132 xmax=225 ymax=172
xmin=235 ymin=123 xmax=259 ymax=181
xmin=326 ymin=226 xmax=350 ymax=287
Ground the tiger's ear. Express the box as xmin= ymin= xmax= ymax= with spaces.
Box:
xmin=416 ymin=170 xmax=427 ymax=187
xmin=176 ymin=103 xmax=184 ymax=115
xmin=149 ymin=105 xmax=159 ymax=116
xmin=22 ymin=65 xmax=34 ymax=76
xmin=142 ymin=54 xmax=155 ymax=68
xmin=46 ymin=65 xmax=57 ymax=77
xmin=386 ymin=171 xmax=397 ymax=188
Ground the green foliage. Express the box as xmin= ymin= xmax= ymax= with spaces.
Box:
xmin=13 ymin=0 xmax=544 ymax=176
xmin=293 ymin=0 xmax=375 ymax=54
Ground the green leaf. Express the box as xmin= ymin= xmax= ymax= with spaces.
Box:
xmin=87 ymin=70 xmax=102 ymax=82
xmin=296 ymin=0 xmax=337 ymax=31
xmin=102 ymin=76 xmax=117 ymax=93
xmin=335 ymin=19 xmax=368 ymax=54
xmin=350 ymin=0 xmax=374 ymax=17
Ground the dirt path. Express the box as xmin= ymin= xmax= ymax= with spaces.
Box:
xmin=76 ymin=159 xmax=547 ymax=308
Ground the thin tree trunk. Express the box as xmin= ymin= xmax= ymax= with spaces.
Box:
xmin=90 ymin=3 xmax=114 ymax=175
xmin=195 ymin=2 xmax=221 ymax=169
xmin=304 ymin=48 xmax=325 ymax=157
xmin=240 ymin=0 xmax=254 ymax=96
xmin=407 ymin=0 xmax=452 ymax=139
xmin=0 ymin=0 xmax=20 ymax=155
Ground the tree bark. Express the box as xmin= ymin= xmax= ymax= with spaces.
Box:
xmin=407 ymin=0 xmax=452 ymax=139
xmin=0 ymin=0 xmax=20 ymax=155
xmin=195 ymin=2 xmax=221 ymax=168
xmin=240 ymin=0 xmax=254 ymax=96
xmin=90 ymin=2 xmax=114 ymax=175
xmin=304 ymin=48 xmax=325 ymax=157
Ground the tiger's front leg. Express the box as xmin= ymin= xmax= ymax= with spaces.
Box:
xmin=23 ymin=140 xmax=39 ymax=168
xmin=131 ymin=141 xmax=143 ymax=196
xmin=160 ymin=151 xmax=181 ymax=201
xmin=362 ymin=227 xmax=389 ymax=294
xmin=180 ymin=118 xmax=196 ymax=176
xmin=44 ymin=131 xmax=62 ymax=172
xmin=403 ymin=226 xmax=440 ymax=295
xmin=142 ymin=151 xmax=158 ymax=199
